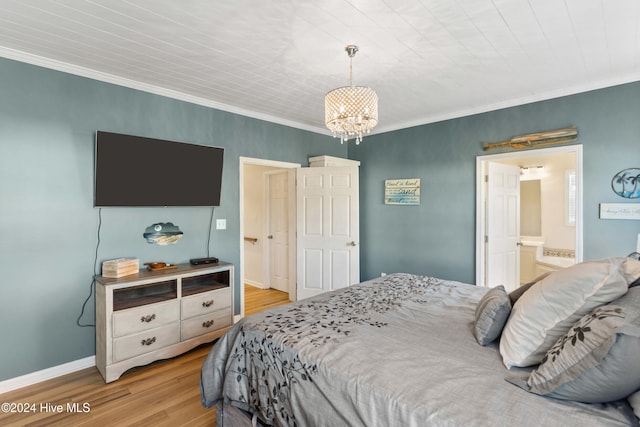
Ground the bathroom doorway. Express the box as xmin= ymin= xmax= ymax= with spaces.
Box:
xmin=476 ymin=145 xmax=583 ymax=288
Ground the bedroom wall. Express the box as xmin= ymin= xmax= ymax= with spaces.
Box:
xmin=1 ymin=55 xmax=638 ymax=384
xmin=0 ymin=57 xmax=346 ymax=382
xmin=350 ymin=81 xmax=640 ymax=283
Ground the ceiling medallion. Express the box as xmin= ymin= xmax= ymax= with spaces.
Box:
xmin=325 ymin=45 xmax=378 ymax=145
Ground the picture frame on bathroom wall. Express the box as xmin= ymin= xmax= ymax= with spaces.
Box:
xmin=599 ymin=203 xmax=640 ymax=220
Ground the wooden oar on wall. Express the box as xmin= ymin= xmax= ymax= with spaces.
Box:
xmin=483 ymin=126 xmax=578 ymax=151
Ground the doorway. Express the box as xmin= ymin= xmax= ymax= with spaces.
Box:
xmin=475 ymin=145 xmax=583 ymax=288
xmin=239 ymin=157 xmax=300 ymax=320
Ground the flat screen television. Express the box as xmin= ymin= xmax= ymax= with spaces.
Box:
xmin=94 ymin=131 xmax=224 ymax=207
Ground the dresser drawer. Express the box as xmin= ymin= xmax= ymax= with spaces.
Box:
xmin=181 ymin=308 xmax=232 ymax=340
xmin=112 ymin=300 xmax=179 ymax=338
xmin=181 ymin=287 xmax=231 ymax=319
xmin=113 ymin=323 xmax=180 ymax=362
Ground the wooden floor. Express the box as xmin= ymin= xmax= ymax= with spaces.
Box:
xmin=0 ymin=285 xmax=290 ymax=427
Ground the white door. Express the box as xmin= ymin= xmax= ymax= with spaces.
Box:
xmin=486 ymin=162 xmax=520 ymax=292
xmin=267 ymin=170 xmax=289 ymax=293
xmin=296 ymin=166 xmax=359 ymax=300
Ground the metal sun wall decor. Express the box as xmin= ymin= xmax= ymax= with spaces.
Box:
xmin=611 ymin=168 xmax=640 ymax=199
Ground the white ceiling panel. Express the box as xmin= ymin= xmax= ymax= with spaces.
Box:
xmin=0 ymin=0 xmax=638 ymax=136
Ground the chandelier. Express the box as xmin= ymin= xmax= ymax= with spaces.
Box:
xmin=325 ymin=45 xmax=378 ymax=145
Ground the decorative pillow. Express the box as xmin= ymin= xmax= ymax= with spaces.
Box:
xmin=474 ymin=286 xmax=511 ymax=346
xmin=628 ymin=390 xmax=640 ymax=419
xmin=508 ymin=272 xmax=552 ymax=305
xmin=625 ymin=256 xmax=640 ymax=287
xmin=506 ymin=287 xmax=640 ymax=403
xmin=500 ymin=257 xmax=636 ymax=368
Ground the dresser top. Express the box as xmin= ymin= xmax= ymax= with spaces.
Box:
xmin=95 ymin=261 xmax=232 ymax=286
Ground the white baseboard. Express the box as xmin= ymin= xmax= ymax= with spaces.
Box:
xmin=245 ymin=280 xmax=268 ymax=289
xmin=0 ymin=356 xmax=95 ymax=394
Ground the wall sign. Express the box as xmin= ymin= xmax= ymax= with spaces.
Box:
xmin=599 ymin=203 xmax=640 ymax=220
xmin=385 ymin=179 xmax=420 ymax=205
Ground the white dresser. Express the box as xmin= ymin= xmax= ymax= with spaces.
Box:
xmin=95 ymin=262 xmax=234 ymax=382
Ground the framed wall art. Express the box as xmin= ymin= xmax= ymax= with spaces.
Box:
xmin=599 ymin=203 xmax=640 ymax=220
xmin=385 ymin=178 xmax=420 ymax=205
xmin=611 ymin=168 xmax=640 ymax=199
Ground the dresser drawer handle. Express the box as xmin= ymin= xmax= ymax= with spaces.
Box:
xmin=140 ymin=314 xmax=156 ymax=323
xmin=202 ymin=300 xmax=214 ymax=308
xmin=141 ymin=337 xmax=156 ymax=346
xmin=202 ymin=320 xmax=215 ymax=328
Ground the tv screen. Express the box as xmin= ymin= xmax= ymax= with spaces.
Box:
xmin=94 ymin=131 xmax=224 ymax=207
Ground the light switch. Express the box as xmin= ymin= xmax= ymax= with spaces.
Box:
xmin=216 ymin=219 xmax=227 ymax=230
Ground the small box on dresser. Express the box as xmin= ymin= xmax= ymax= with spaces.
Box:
xmin=101 ymin=258 xmax=140 ymax=278
xmin=95 ymin=262 xmax=234 ymax=382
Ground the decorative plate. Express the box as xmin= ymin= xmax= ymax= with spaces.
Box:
xmin=611 ymin=168 xmax=640 ymax=199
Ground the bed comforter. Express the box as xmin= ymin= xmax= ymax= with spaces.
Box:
xmin=201 ymin=273 xmax=637 ymax=426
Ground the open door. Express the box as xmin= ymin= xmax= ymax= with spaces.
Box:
xmin=485 ymin=161 xmax=520 ymax=291
xmin=476 ymin=146 xmax=583 ymax=289
xmin=266 ymin=170 xmax=290 ymax=294
xmin=296 ymin=166 xmax=360 ymax=300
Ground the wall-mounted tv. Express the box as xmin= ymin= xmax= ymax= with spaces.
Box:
xmin=94 ymin=131 xmax=224 ymax=207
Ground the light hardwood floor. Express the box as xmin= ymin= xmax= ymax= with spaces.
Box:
xmin=0 ymin=285 xmax=290 ymax=427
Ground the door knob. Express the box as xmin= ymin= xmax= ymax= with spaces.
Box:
xmin=348 ymin=241 xmax=357 ymax=247
xmin=267 ymin=235 xmax=273 ymax=239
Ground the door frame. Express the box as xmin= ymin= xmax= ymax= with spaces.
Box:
xmin=475 ymin=145 xmax=583 ymax=288
xmin=239 ymin=156 xmax=300 ymax=321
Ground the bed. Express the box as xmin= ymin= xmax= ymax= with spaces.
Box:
xmin=201 ymin=257 xmax=640 ymax=426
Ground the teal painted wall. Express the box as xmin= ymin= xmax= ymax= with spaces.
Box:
xmin=1 ymin=55 xmax=639 ymax=382
xmin=349 ymin=82 xmax=640 ymax=283
xmin=0 ymin=58 xmax=346 ymax=381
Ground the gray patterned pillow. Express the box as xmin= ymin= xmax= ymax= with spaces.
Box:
xmin=507 ymin=287 xmax=640 ymax=403
xmin=473 ymin=286 xmax=511 ymax=346
xmin=500 ymin=257 xmax=635 ymax=369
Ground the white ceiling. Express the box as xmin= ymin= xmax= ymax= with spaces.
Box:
xmin=0 ymin=0 xmax=639 ymax=137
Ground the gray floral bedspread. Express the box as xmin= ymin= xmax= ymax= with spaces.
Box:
xmin=201 ymin=273 xmax=636 ymax=426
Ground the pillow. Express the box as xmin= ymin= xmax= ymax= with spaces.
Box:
xmin=500 ymin=257 xmax=636 ymax=368
xmin=474 ymin=286 xmax=511 ymax=346
xmin=506 ymin=287 xmax=640 ymax=403
xmin=629 ymin=390 xmax=640 ymax=419
xmin=624 ymin=256 xmax=640 ymax=286
xmin=508 ymin=272 xmax=552 ymax=305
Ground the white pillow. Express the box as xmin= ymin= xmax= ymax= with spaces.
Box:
xmin=629 ymin=390 xmax=640 ymax=419
xmin=500 ymin=258 xmax=638 ymax=368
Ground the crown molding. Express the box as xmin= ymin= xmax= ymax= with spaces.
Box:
xmin=0 ymin=47 xmax=327 ymax=136
xmin=373 ymin=72 xmax=640 ymax=136
xmin=2 ymin=46 xmax=639 ymax=140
